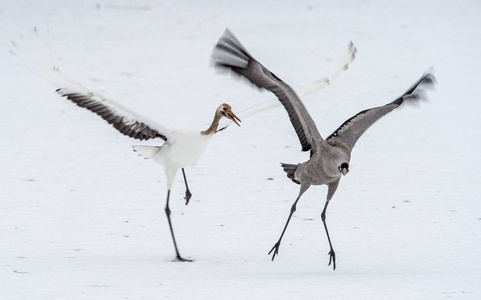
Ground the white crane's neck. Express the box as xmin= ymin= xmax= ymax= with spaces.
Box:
xmin=201 ymin=110 xmax=222 ymax=136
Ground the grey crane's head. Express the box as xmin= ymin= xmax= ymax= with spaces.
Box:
xmin=218 ymin=103 xmax=241 ymax=127
xmin=338 ymin=162 xmax=349 ymax=176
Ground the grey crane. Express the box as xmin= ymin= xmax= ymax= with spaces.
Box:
xmin=211 ymin=29 xmax=436 ymax=270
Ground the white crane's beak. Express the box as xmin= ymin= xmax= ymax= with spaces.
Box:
xmin=227 ymin=110 xmax=241 ymax=127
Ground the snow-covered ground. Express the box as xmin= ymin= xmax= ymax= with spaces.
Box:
xmin=2 ymin=1 xmax=480 ymax=299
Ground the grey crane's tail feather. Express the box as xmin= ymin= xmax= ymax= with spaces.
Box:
xmin=281 ymin=163 xmax=300 ymax=184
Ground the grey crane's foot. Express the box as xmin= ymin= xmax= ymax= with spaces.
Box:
xmin=184 ymin=190 xmax=192 ymax=205
xmin=268 ymin=241 xmax=281 ymax=261
xmin=173 ymin=255 xmax=194 ymax=262
xmin=328 ymin=250 xmax=336 ymax=270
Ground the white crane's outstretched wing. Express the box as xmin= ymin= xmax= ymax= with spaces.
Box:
xmin=212 ymin=29 xmax=322 ymax=152
xmin=10 ymin=28 xmax=172 ymax=142
xmin=326 ymin=70 xmax=436 ymax=149
xmin=216 ymin=40 xmax=357 ymax=131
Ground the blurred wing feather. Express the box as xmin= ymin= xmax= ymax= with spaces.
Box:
xmin=327 ymin=70 xmax=436 ymax=148
xmin=212 ymin=29 xmax=322 ymax=152
xmin=11 ymin=27 xmax=171 ymax=142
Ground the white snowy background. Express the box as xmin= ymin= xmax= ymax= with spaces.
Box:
xmin=1 ymin=0 xmax=481 ymax=299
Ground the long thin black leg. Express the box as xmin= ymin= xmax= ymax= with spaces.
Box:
xmin=268 ymin=194 xmax=302 ymax=261
xmin=321 ymin=200 xmax=336 ymax=270
xmin=181 ymin=168 xmax=192 ymax=205
xmin=164 ymin=189 xmax=192 ymax=262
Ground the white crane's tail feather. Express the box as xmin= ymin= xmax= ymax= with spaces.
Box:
xmin=132 ymin=145 xmax=161 ymax=160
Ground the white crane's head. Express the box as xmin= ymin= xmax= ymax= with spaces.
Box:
xmin=218 ymin=103 xmax=241 ymax=127
xmin=338 ymin=162 xmax=349 ymax=176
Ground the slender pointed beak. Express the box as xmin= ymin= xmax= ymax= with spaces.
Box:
xmin=227 ymin=110 xmax=241 ymax=127
xmin=341 ymin=168 xmax=348 ymax=176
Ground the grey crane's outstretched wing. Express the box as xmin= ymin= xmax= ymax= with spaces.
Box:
xmin=215 ymin=41 xmax=357 ymax=132
xmin=326 ymin=70 xmax=436 ymax=149
xmin=211 ymin=28 xmax=322 ymax=152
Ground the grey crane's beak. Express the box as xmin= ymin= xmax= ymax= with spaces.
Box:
xmin=227 ymin=110 xmax=242 ymax=127
xmin=339 ymin=162 xmax=349 ymax=176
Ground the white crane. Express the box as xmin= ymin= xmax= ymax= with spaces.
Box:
xmin=11 ymin=28 xmax=241 ymax=262
xmin=212 ymin=29 xmax=436 ymax=269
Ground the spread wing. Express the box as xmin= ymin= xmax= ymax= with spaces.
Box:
xmin=55 ymin=83 xmax=170 ymax=141
xmin=215 ymin=41 xmax=357 ymax=131
xmin=11 ymin=28 xmax=172 ymax=142
xmin=212 ymin=28 xmax=322 ymax=152
xmin=327 ymin=70 xmax=436 ymax=149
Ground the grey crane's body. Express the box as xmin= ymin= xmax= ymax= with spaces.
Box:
xmin=212 ymin=29 xmax=436 ymax=270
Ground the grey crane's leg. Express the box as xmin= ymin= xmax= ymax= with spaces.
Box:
xmin=181 ymin=168 xmax=192 ymax=205
xmin=322 ymin=179 xmax=341 ymax=270
xmin=269 ymin=186 xmax=308 ymax=261
xmin=321 ymin=200 xmax=336 ymax=270
xmin=164 ymin=190 xmax=192 ymax=262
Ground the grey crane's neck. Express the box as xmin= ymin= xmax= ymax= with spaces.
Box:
xmin=316 ymin=140 xmax=351 ymax=177
xmin=201 ymin=111 xmax=222 ymax=136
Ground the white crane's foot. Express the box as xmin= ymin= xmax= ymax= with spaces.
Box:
xmin=328 ymin=250 xmax=336 ymax=270
xmin=184 ymin=190 xmax=192 ymax=205
xmin=173 ymin=255 xmax=194 ymax=262
xmin=268 ymin=241 xmax=281 ymax=261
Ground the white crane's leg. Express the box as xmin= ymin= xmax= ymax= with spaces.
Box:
xmin=181 ymin=168 xmax=192 ymax=205
xmin=164 ymin=189 xmax=192 ymax=262
xmin=269 ymin=184 xmax=309 ymax=260
xmin=163 ymin=168 xmax=192 ymax=262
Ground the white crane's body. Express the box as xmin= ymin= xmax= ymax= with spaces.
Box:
xmin=161 ymin=128 xmax=212 ymax=167
xmin=133 ymin=127 xmax=213 ymax=189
